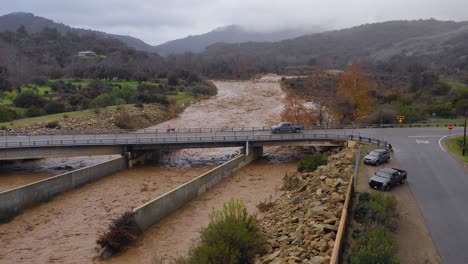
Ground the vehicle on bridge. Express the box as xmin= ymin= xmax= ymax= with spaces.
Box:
xmin=369 ymin=168 xmax=407 ymax=191
xmin=363 ymin=149 xmax=390 ymax=166
xmin=271 ymin=122 xmax=304 ymax=133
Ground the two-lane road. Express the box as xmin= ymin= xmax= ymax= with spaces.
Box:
xmin=356 ymin=127 xmax=467 ymax=264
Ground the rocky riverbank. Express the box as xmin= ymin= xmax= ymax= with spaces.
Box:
xmin=5 ymin=104 xmax=168 ymax=135
xmin=257 ymin=148 xmax=355 ymax=264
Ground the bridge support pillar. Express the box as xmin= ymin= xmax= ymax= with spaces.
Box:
xmin=242 ymin=145 xmax=263 ymax=162
xmin=126 ymin=150 xmax=162 ymax=168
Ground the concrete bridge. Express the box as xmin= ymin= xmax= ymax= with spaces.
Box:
xmin=0 ymin=127 xmax=387 ymax=163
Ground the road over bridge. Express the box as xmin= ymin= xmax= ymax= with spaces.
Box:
xmin=0 ymin=127 xmax=386 ymax=161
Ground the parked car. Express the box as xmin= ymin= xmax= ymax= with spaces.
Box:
xmin=271 ymin=122 xmax=304 ymax=133
xmin=369 ymin=168 xmax=407 ymax=191
xmin=363 ymin=149 xmax=390 ymax=166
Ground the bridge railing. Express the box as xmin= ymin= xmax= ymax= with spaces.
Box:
xmin=0 ymin=122 xmax=463 ymax=136
xmin=0 ymin=132 xmax=388 ymax=149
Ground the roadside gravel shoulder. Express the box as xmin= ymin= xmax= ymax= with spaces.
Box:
xmin=356 ymin=155 xmax=442 ymax=264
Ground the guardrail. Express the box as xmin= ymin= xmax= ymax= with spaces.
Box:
xmin=0 ymin=122 xmax=463 ymax=136
xmin=330 ymin=149 xmax=360 ymax=264
xmin=0 ymin=132 xmax=388 ymax=149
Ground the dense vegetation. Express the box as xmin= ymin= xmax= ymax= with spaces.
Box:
xmin=297 ymin=153 xmax=328 ymax=172
xmin=349 ymin=192 xmax=400 ymax=264
xmin=281 ymin=64 xmax=468 ymax=125
xmin=0 ymin=75 xmax=215 ymax=123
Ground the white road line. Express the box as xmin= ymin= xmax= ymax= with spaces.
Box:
xmin=408 ymin=135 xmax=443 ymax=138
xmin=439 ymin=135 xmax=450 ymax=152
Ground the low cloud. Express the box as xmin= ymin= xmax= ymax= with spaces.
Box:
xmin=1 ymin=0 xmax=467 ymax=45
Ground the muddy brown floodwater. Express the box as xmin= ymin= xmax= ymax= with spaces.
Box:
xmin=108 ymin=161 xmax=297 ymax=264
xmin=0 ymin=156 xmax=117 ymax=192
xmin=0 ymin=166 xmax=212 ymax=264
xmin=0 ymin=75 xmax=295 ymax=264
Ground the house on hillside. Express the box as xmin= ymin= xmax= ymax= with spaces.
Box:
xmin=77 ymin=51 xmax=97 ymax=57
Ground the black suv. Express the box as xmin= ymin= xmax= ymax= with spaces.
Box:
xmin=363 ymin=149 xmax=390 ymax=166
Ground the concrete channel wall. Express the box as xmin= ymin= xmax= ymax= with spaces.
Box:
xmin=0 ymin=156 xmax=127 ymax=221
xmin=133 ymin=147 xmax=263 ymax=232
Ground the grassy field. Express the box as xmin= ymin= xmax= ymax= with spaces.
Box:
xmin=441 ymin=77 xmax=468 ymax=90
xmin=447 ymin=135 xmax=468 ymax=163
xmin=427 ymin=118 xmax=465 ymax=124
xmin=0 ymin=104 xmax=134 ymax=128
xmin=169 ymin=92 xmax=195 ymax=107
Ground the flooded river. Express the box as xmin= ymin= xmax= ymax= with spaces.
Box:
xmin=0 ymin=75 xmax=299 ymax=264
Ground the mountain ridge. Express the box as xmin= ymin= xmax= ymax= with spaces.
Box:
xmin=0 ymin=12 xmax=155 ymax=52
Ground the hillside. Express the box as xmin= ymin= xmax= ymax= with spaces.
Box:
xmin=199 ymin=19 xmax=468 ymax=74
xmin=154 ymin=25 xmax=321 ymax=55
xmin=0 ymin=12 xmax=154 ymax=52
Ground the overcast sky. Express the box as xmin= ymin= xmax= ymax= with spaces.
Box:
xmin=1 ymin=0 xmax=468 ymax=45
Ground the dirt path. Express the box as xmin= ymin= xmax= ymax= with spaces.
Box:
xmin=355 ymin=152 xmax=442 ymax=264
xmin=107 ymin=160 xmax=297 ymax=264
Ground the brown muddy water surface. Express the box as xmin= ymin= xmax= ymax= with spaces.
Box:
xmin=0 ymin=165 xmax=212 ymax=264
xmin=0 ymin=75 xmax=296 ymax=264
xmin=0 ymin=156 xmax=117 ymax=192
xmin=108 ymin=160 xmax=298 ymax=264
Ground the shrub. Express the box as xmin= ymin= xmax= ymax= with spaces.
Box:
xmin=365 ymin=109 xmax=397 ymax=124
xmin=297 ymin=153 xmax=327 ymax=172
xmin=132 ymin=71 xmax=148 ymax=84
xmin=187 ymin=82 xmax=217 ymax=96
xmin=349 ymin=228 xmax=400 ymax=264
xmin=154 ymin=94 xmax=170 ymax=106
xmin=185 ymin=199 xmax=265 ymax=264
xmin=135 ymin=102 xmax=144 ymax=108
xmin=45 ymin=121 xmax=60 ymax=129
xmin=30 ymin=76 xmax=48 ymax=86
xmin=353 ymin=192 xmax=398 ymax=232
xmin=44 ymin=101 xmax=66 ymax=114
xmin=92 ymin=93 xmax=118 ymax=108
xmin=14 ymin=91 xmax=45 ymax=108
xmin=167 ymin=71 xmax=179 ymax=86
xmin=0 ymin=107 xmax=16 ymax=122
xmin=25 ymin=106 xmax=43 ymax=117
xmin=358 ymin=192 xmax=371 ymax=203
xmin=256 ymin=196 xmax=275 ymax=212
xmin=282 ymin=172 xmax=302 ymax=191
xmin=353 ymin=202 xmax=371 ymax=224
xmin=114 ymin=110 xmax=134 ymax=129
xmin=97 ymin=211 xmax=141 ymax=253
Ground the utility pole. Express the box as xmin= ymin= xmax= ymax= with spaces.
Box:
xmin=463 ymin=106 xmax=467 ymax=156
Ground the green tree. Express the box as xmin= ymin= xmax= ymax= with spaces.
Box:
xmin=14 ymin=91 xmax=45 ymax=108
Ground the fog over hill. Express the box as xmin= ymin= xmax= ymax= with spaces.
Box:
xmin=199 ymin=19 xmax=468 ymax=71
xmin=154 ymin=24 xmax=323 ymax=55
xmin=0 ymin=12 xmax=323 ymax=55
